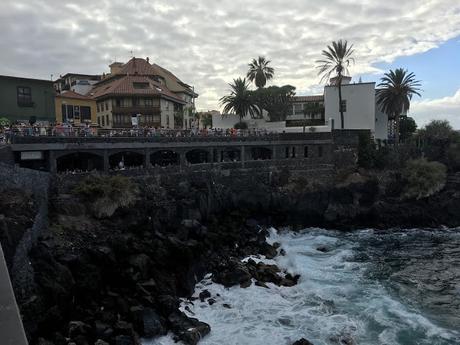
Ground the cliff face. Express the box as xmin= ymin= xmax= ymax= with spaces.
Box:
xmin=4 ymin=166 xmax=460 ymax=345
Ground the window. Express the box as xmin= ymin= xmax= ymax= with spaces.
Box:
xmin=97 ymin=117 xmax=101 ymax=125
xmin=116 ymin=98 xmax=122 ymax=107
xmin=97 ymin=103 xmax=100 ymax=112
xmin=106 ymin=115 xmax=109 ymax=126
xmin=285 ymin=147 xmax=289 ymax=158
xmin=294 ymin=103 xmax=303 ymax=115
xmin=292 ymin=147 xmax=296 ymax=158
xmin=102 ymin=116 xmax=105 ymax=127
xmin=61 ymin=104 xmax=74 ymax=121
xmin=145 ymin=98 xmax=153 ymax=106
xmin=81 ymin=106 xmax=91 ymax=121
xmin=340 ymin=100 xmax=347 ymax=112
xmin=318 ymin=146 xmax=323 ymax=157
xmin=74 ymin=105 xmax=80 ymax=120
xmin=17 ymin=86 xmax=32 ymax=106
xmin=105 ymin=101 xmax=109 ymax=111
xmin=304 ymin=146 xmax=309 ymax=158
xmin=133 ymin=97 xmax=140 ymax=106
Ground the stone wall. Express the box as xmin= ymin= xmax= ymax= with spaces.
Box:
xmin=0 ymin=163 xmax=50 ymax=301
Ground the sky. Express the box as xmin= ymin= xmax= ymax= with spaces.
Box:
xmin=1 ymin=0 xmax=460 ymax=128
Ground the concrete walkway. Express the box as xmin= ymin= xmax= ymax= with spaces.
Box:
xmin=0 ymin=244 xmax=28 ymax=345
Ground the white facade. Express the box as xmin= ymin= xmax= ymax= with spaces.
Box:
xmin=324 ymin=82 xmax=376 ymax=131
xmin=160 ymin=99 xmax=175 ymax=129
xmin=374 ymin=99 xmax=389 ymax=141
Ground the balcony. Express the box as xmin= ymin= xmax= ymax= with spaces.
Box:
xmin=112 ymin=105 xmax=160 ymax=115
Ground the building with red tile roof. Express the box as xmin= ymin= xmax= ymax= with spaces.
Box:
xmin=88 ymin=57 xmax=198 ymax=129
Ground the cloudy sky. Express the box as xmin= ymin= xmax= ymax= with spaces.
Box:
xmin=2 ymin=0 xmax=460 ymax=127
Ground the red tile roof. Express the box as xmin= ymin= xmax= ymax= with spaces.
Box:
xmin=56 ymin=90 xmax=93 ymax=100
xmin=291 ymin=95 xmax=324 ymax=102
xmin=89 ymin=75 xmax=185 ymax=103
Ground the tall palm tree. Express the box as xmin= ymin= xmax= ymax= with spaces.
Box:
xmin=219 ymin=78 xmax=259 ymax=124
xmin=377 ymin=68 xmax=421 ymax=143
xmin=247 ymin=56 xmax=274 ymax=88
xmin=316 ymin=40 xmax=355 ymax=129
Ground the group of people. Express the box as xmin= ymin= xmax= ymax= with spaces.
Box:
xmin=0 ymin=122 xmax=277 ymax=143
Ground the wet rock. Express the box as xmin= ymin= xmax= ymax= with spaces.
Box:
xmin=114 ymin=335 xmax=134 ymax=345
xmin=240 ymin=279 xmax=252 ymax=288
xmin=94 ymin=340 xmax=110 ymax=345
xmin=317 ymin=245 xmax=332 ymax=253
xmin=222 ymin=303 xmax=232 ymax=309
xmin=255 ymin=281 xmax=269 ymax=288
xmin=156 ymin=295 xmax=180 ymax=316
xmin=68 ymin=321 xmax=91 ymax=338
xmin=292 ymin=338 xmax=314 ymax=345
xmin=212 ymin=258 xmax=251 ymax=287
xmin=207 ymin=298 xmax=216 ymax=305
xmin=168 ymin=312 xmax=210 ymax=345
xmin=199 ymin=289 xmax=211 ymax=302
xmin=142 ymin=308 xmax=166 ymax=337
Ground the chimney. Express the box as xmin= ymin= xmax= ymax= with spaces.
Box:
xmin=330 ymin=76 xmax=352 ymax=86
xmin=146 ymin=57 xmax=150 ymax=63
xmin=109 ymin=62 xmax=124 ymax=75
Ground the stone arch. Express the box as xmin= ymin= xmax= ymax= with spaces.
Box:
xmin=186 ymin=149 xmax=209 ymax=164
xmin=251 ymin=147 xmax=272 ymax=160
xmin=56 ymin=152 xmax=104 ymax=173
xmin=151 ymin=150 xmax=179 ymax=167
xmin=109 ymin=151 xmax=144 ymax=169
xmin=219 ymin=147 xmax=241 ymax=162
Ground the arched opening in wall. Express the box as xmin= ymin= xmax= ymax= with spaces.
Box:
xmin=109 ymin=151 xmax=144 ymax=170
xmin=220 ymin=148 xmax=241 ymax=162
xmin=186 ymin=149 xmax=209 ymax=164
xmin=57 ymin=152 xmax=104 ymax=173
xmin=251 ymin=147 xmax=272 ymax=160
xmin=151 ymin=150 xmax=179 ymax=167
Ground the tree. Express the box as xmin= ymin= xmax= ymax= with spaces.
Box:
xmin=252 ymin=85 xmax=296 ymax=121
xmin=418 ymin=119 xmax=456 ymax=164
xmin=316 ymin=40 xmax=355 ymax=129
xmin=376 ymin=68 xmax=421 ymax=144
xmin=247 ymin=56 xmax=274 ymax=88
xmin=219 ymin=78 xmax=259 ymax=124
xmin=399 ymin=116 xmax=417 ymax=142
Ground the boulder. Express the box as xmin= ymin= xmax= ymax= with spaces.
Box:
xmin=142 ymin=308 xmax=166 ymax=337
xmin=168 ymin=312 xmax=210 ymax=345
xmin=199 ymin=290 xmax=211 ymax=302
xmin=292 ymin=338 xmax=314 ymax=345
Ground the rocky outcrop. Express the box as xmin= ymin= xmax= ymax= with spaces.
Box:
xmin=5 ymin=167 xmax=460 ymax=345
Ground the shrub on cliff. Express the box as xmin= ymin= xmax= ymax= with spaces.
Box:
xmin=402 ymin=158 xmax=447 ymax=200
xmin=73 ymin=175 xmax=138 ymax=218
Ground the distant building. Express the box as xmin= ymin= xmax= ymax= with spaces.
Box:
xmin=54 ymin=73 xmax=102 ymax=95
xmin=89 ymin=57 xmax=198 ymax=129
xmin=287 ymin=95 xmax=325 ymax=127
xmin=0 ymin=75 xmax=55 ymax=123
xmin=215 ymin=77 xmax=389 ymax=140
xmin=55 ymin=90 xmax=97 ymax=125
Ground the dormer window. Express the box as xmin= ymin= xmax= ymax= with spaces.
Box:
xmin=133 ymin=82 xmax=150 ymax=89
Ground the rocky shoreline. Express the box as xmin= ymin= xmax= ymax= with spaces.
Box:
xmin=1 ymin=168 xmax=460 ymax=345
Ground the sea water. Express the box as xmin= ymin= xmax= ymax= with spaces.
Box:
xmin=145 ymin=228 xmax=460 ymax=345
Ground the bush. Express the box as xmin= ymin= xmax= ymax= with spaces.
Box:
xmin=357 ymin=133 xmax=375 ymax=169
xmin=234 ymin=122 xmax=248 ymax=129
xmin=402 ymin=158 xmax=447 ymax=200
xmin=73 ymin=175 xmax=138 ymax=218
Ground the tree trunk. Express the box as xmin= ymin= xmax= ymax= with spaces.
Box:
xmin=395 ymin=113 xmax=400 ymax=144
xmin=338 ymin=81 xmax=344 ymax=129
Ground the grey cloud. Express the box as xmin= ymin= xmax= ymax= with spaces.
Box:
xmin=1 ymin=0 xmax=460 ymax=111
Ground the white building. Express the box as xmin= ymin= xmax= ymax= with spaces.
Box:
xmin=214 ymin=77 xmax=389 ymax=140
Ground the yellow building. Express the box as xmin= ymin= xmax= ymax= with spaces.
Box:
xmin=55 ymin=90 xmax=97 ymax=125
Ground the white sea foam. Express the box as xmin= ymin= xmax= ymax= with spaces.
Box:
xmin=144 ymin=228 xmax=460 ymax=345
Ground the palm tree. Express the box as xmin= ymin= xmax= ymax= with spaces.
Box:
xmin=219 ymin=78 xmax=259 ymax=124
xmin=247 ymin=56 xmax=274 ymax=88
xmin=377 ymin=68 xmax=421 ymax=143
xmin=316 ymin=40 xmax=355 ymax=129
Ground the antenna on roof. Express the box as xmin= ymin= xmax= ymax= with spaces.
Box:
xmin=130 ymin=50 xmax=134 ymax=58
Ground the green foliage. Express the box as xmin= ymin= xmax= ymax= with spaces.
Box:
xmin=399 ymin=116 xmax=417 ymax=142
xmin=197 ymin=112 xmax=212 ymax=129
xmin=357 ymin=133 xmax=376 ymax=169
xmin=402 ymin=158 xmax=447 ymax=200
xmin=73 ymin=175 xmax=138 ymax=218
xmin=219 ymin=78 xmax=259 ymax=122
xmin=234 ymin=122 xmax=248 ymax=129
xmin=417 ymin=120 xmax=458 ymax=169
xmin=247 ymin=56 xmax=274 ymax=88
xmin=0 ymin=117 xmax=9 ymax=126
xmin=251 ymin=85 xmax=296 ymax=121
